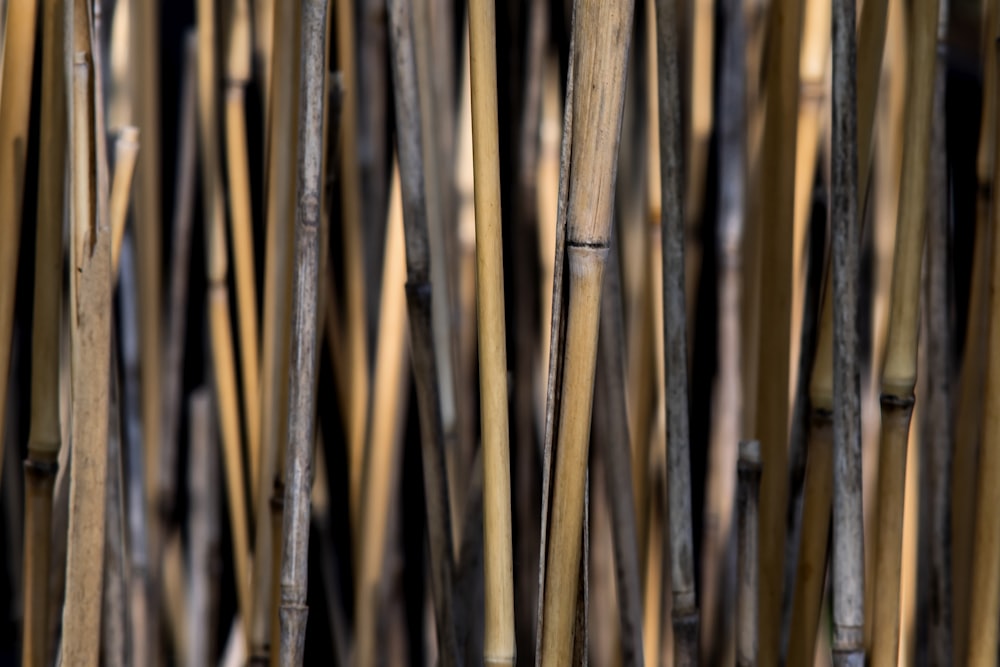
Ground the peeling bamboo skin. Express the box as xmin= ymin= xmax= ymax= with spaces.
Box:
xmin=737 ymin=440 xmax=761 ymax=667
xmin=870 ymin=396 xmax=914 ymax=667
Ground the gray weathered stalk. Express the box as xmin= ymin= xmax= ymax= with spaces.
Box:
xmin=737 ymin=440 xmax=761 ymax=667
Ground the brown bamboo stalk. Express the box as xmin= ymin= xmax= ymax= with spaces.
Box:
xmin=642 ymin=449 xmax=666 ymax=666
xmin=0 ymin=0 xmax=39 ymax=491
xmin=737 ymin=440 xmax=761 ymax=667
xmin=870 ymin=0 xmax=939 ymax=658
xmin=21 ymin=0 xmax=65 ymax=662
xmin=224 ymin=0 xmax=261 ymax=499
xmin=966 ymin=36 xmax=1000 ymax=665
xmin=384 ymin=2 xmax=461 ymax=662
xmin=62 ymin=51 xmax=112 ymax=666
xmin=187 ymin=389 xmax=220 ymax=667
xmin=952 ymin=1 xmax=997 ymax=657
xmin=110 ymin=127 xmax=140 ymax=278
xmin=537 ymin=0 xmax=635 ymax=662
xmin=196 ymin=0 xmax=252 ymax=633
xmin=466 ymin=0 xmax=515 ymax=660
xmin=353 ymin=166 xmax=410 ymax=667
xmin=277 ymin=5 xmax=329 ymax=655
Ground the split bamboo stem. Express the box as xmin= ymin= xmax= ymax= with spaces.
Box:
xmin=466 ymin=0 xmax=515 ymax=660
xmin=754 ymin=0 xmax=805 ymax=655
xmin=0 ymin=0 xmax=39 ymax=490
xmin=110 ymin=127 xmax=140 ymax=278
xmin=196 ymin=0 xmax=252 ymax=634
xmin=538 ymin=0 xmax=635 ymax=662
xmin=737 ymin=440 xmax=761 ymax=667
xmin=223 ymin=0 xmax=261 ymax=500
xmin=965 ymin=37 xmax=1000 ymax=666
xmin=870 ymin=0 xmax=939 ymax=658
xmin=830 ymin=0 xmax=864 ymax=657
xmin=384 ymin=2 xmax=461 ymax=662
xmin=952 ymin=1 xmax=997 ymax=656
xmin=654 ymin=0 xmax=699 ymax=660
xmin=21 ymin=0 xmax=65 ymax=662
xmin=277 ymin=2 xmax=329 ymax=660
xmin=62 ymin=52 xmax=113 ymax=666
xmin=353 ymin=166 xmax=409 ymax=667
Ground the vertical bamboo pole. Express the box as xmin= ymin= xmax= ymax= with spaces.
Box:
xmin=21 ymin=0 xmax=64 ymax=662
xmin=467 ymin=0 xmax=515 ymax=660
xmin=110 ymin=128 xmax=141 ymax=277
xmin=737 ymin=440 xmax=761 ymax=667
xmin=187 ymin=389 xmax=220 ymax=667
xmin=62 ymin=51 xmax=113 ymax=666
xmin=538 ymin=0 xmax=636 ymax=662
xmin=0 ymin=0 xmax=39 ymax=489
xmin=277 ymin=3 xmax=329 ymax=660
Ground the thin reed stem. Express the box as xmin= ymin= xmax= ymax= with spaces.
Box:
xmin=109 ymin=127 xmax=140 ymax=277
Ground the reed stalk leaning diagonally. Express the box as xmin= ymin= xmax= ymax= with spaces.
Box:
xmin=869 ymin=0 xmax=939 ymax=659
xmin=537 ymin=0 xmax=635 ymax=663
xmin=109 ymin=128 xmax=140 ymax=278
xmin=737 ymin=440 xmax=761 ymax=667
xmin=466 ymin=0 xmax=515 ymax=662
xmin=966 ymin=36 xmax=1000 ymax=667
xmin=384 ymin=1 xmax=460 ymax=664
xmin=21 ymin=0 xmax=64 ymax=663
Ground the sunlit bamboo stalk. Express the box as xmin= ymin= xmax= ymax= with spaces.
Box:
xmin=110 ymin=127 xmax=140 ymax=277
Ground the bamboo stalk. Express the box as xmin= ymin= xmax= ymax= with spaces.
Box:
xmin=20 ymin=0 xmax=65 ymax=662
xmin=110 ymin=127 xmax=140 ymax=277
xmin=538 ymin=0 xmax=635 ymax=662
xmin=187 ymin=389 xmax=220 ymax=667
xmin=830 ymin=0 xmax=864 ymax=657
xmin=0 ymin=0 xmax=39 ymax=492
xmin=966 ymin=36 xmax=1000 ymax=666
xmin=196 ymin=0 xmax=252 ymax=634
xmin=465 ymin=0 xmax=515 ymax=661
xmin=62 ymin=51 xmax=113 ymax=666
xmin=737 ymin=440 xmax=761 ymax=667
xmin=384 ymin=2 xmax=461 ymax=662
xmin=870 ymin=0 xmax=939 ymax=658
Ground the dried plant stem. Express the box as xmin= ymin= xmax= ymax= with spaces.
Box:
xmin=62 ymin=52 xmax=112 ymax=665
xmin=385 ymin=2 xmax=461 ymax=662
xmin=110 ymin=127 xmax=140 ymax=277
xmin=21 ymin=1 xmax=65 ymax=663
xmin=538 ymin=1 xmax=635 ymax=662
xmin=737 ymin=440 xmax=761 ymax=667
xmin=187 ymin=389 xmax=220 ymax=667
xmin=466 ymin=0 xmax=515 ymax=661
xmin=0 ymin=0 xmax=39 ymax=491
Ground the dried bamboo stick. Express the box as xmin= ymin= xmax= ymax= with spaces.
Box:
xmin=642 ymin=451 xmax=666 ymax=666
xmin=223 ymin=0 xmax=261 ymax=499
xmin=277 ymin=4 xmax=329 ymax=658
xmin=0 ymin=0 xmax=39 ymax=491
xmin=187 ymin=389 xmax=220 ymax=667
xmin=110 ymin=127 xmax=140 ymax=277
xmin=196 ymin=0 xmax=252 ymax=634
xmin=384 ymin=2 xmax=461 ymax=662
xmin=62 ymin=51 xmax=112 ymax=666
xmin=21 ymin=0 xmax=65 ymax=662
xmin=466 ymin=0 xmax=515 ymax=660
xmin=737 ymin=440 xmax=761 ymax=667
xmin=538 ymin=0 xmax=635 ymax=662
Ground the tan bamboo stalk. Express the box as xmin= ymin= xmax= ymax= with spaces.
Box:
xmin=384 ymin=3 xmax=461 ymax=662
xmin=465 ymin=0 xmax=515 ymax=660
xmin=187 ymin=388 xmax=220 ymax=667
xmin=354 ymin=166 xmax=410 ymax=667
xmin=223 ymin=0 xmax=261 ymax=498
xmin=870 ymin=0 xmax=939 ymax=658
xmin=966 ymin=38 xmax=1000 ymax=666
xmin=0 ymin=0 xmax=39 ymax=490
xmin=642 ymin=452 xmax=666 ymax=666
xmin=830 ymin=0 xmax=864 ymax=657
xmin=196 ymin=0 xmax=252 ymax=632
xmin=335 ymin=0 xmax=372 ymax=530
xmin=737 ymin=440 xmax=761 ymax=667
xmin=753 ymin=0 xmax=805 ymax=655
xmin=62 ymin=51 xmax=113 ymax=665
xmin=110 ymin=127 xmax=140 ymax=277
xmin=130 ymin=0 xmax=163 ymax=524
xmin=276 ymin=2 xmax=329 ymax=658
xmin=537 ymin=0 xmax=635 ymax=662
xmin=953 ymin=0 xmax=997 ymax=656
xmin=250 ymin=0 xmax=300 ymax=659
xmin=654 ymin=0 xmax=699 ymax=659
xmin=253 ymin=0 xmax=273 ymax=118
xmin=20 ymin=0 xmax=64 ymax=662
